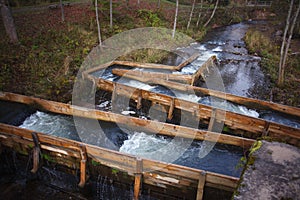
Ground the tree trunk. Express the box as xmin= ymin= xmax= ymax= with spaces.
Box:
xmin=0 ymin=0 xmax=18 ymax=44
xmin=279 ymin=0 xmax=300 ymax=85
xmin=278 ymin=0 xmax=294 ymax=85
xmin=95 ymin=0 xmax=102 ymax=46
xmin=196 ymin=0 xmax=203 ymax=27
xmin=203 ymin=0 xmax=219 ymax=28
xmin=187 ymin=0 xmax=196 ymax=30
xmin=157 ymin=0 xmax=161 ymax=9
xmin=172 ymin=0 xmax=179 ymax=38
xmin=110 ymin=0 xmax=113 ymax=29
xmin=60 ymin=0 xmax=65 ymax=22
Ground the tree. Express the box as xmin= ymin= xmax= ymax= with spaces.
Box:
xmin=204 ymin=0 xmax=219 ymax=28
xmin=187 ymin=0 xmax=196 ymax=30
xmin=196 ymin=0 xmax=203 ymax=27
xmin=60 ymin=0 xmax=65 ymax=22
xmin=172 ymin=0 xmax=179 ymax=38
xmin=95 ymin=0 xmax=102 ymax=46
xmin=157 ymin=0 xmax=161 ymax=9
xmin=0 ymin=0 xmax=18 ymax=44
xmin=278 ymin=0 xmax=300 ymax=85
xmin=110 ymin=0 xmax=113 ymax=29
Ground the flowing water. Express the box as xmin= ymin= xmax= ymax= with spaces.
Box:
xmin=1 ymin=21 xmax=300 ymax=199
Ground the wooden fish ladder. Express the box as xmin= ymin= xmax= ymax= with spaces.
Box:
xmin=0 ymin=91 xmax=253 ymax=199
xmin=82 ymin=74 xmax=300 ymax=147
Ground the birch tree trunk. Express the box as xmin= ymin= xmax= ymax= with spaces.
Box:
xmin=60 ymin=0 xmax=65 ymax=22
xmin=0 ymin=0 xmax=18 ymax=44
xmin=110 ymin=0 xmax=113 ymax=29
xmin=203 ymin=0 xmax=219 ymax=28
xmin=172 ymin=0 xmax=179 ymax=38
xmin=196 ymin=0 xmax=203 ymax=27
xmin=157 ymin=0 xmax=161 ymax=9
xmin=95 ymin=0 xmax=102 ymax=46
xmin=187 ymin=0 xmax=196 ymax=30
xmin=278 ymin=0 xmax=300 ymax=85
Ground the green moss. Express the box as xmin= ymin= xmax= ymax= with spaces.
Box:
xmin=111 ymin=168 xmax=119 ymax=175
xmin=91 ymin=160 xmax=101 ymax=166
xmin=42 ymin=153 xmax=54 ymax=162
xmin=249 ymin=140 xmax=262 ymax=155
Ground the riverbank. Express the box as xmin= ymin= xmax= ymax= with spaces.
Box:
xmin=244 ymin=21 xmax=300 ymax=107
xmin=1 ymin=0 xmax=275 ymax=103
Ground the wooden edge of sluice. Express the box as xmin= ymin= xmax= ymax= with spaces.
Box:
xmin=0 ymin=123 xmax=239 ymax=197
xmin=0 ymin=92 xmax=254 ymax=148
xmin=112 ymin=68 xmax=194 ymax=84
xmin=113 ymin=60 xmax=179 ymax=71
xmin=82 ymin=72 xmax=300 ymax=147
xmin=110 ymin=70 xmax=300 ymax=118
xmin=176 ymin=53 xmax=201 ymax=71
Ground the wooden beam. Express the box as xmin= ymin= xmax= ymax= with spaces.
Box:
xmin=78 ymin=145 xmax=87 ymax=188
xmin=0 ymin=92 xmax=256 ymax=148
xmin=84 ymin=76 xmax=300 ymax=146
xmin=0 ymin=124 xmax=239 ymax=192
xmin=191 ymin=56 xmax=217 ymax=86
xmin=112 ymin=68 xmax=193 ymax=84
xmin=196 ymin=171 xmax=206 ymax=200
xmin=113 ymin=60 xmax=178 ymax=70
xmin=176 ymin=53 xmax=200 ymax=70
xmin=134 ymin=158 xmax=143 ymax=200
xmin=31 ymin=132 xmax=41 ymax=173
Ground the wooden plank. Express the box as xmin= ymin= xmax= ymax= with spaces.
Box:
xmin=0 ymin=92 xmax=255 ymax=148
xmin=196 ymin=172 xmax=206 ymax=200
xmin=113 ymin=60 xmax=178 ymax=70
xmin=134 ymin=158 xmax=143 ymax=200
xmin=112 ymin=68 xmax=193 ymax=84
xmin=191 ymin=56 xmax=217 ymax=86
xmin=84 ymin=75 xmax=300 ymax=146
xmin=0 ymin=124 xmax=239 ymax=193
xmin=176 ymin=53 xmax=200 ymax=70
xmin=108 ymin=69 xmax=300 ymax=118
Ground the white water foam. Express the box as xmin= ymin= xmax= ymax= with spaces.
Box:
xmin=118 ymin=79 xmax=155 ymax=91
xmin=19 ymin=111 xmax=78 ymax=140
xmin=119 ymin=132 xmax=192 ymax=162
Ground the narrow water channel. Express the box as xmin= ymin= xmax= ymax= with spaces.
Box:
xmin=1 ymin=21 xmax=299 ymax=199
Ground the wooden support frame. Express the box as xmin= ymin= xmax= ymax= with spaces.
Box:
xmin=78 ymin=145 xmax=87 ymax=188
xmin=82 ymin=74 xmax=300 ymax=147
xmin=176 ymin=53 xmax=200 ymax=71
xmin=0 ymin=123 xmax=240 ymax=194
xmin=134 ymin=158 xmax=143 ymax=200
xmin=0 ymin=92 xmax=256 ymax=148
xmin=196 ymin=171 xmax=207 ymax=200
xmin=31 ymin=132 xmax=41 ymax=173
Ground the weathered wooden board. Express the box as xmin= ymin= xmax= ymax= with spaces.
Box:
xmin=0 ymin=92 xmax=255 ymax=148
xmin=111 ymin=63 xmax=300 ymax=118
xmin=0 ymin=123 xmax=239 ymax=193
xmin=112 ymin=68 xmax=194 ymax=84
xmin=82 ymin=74 xmax=300 ymax=146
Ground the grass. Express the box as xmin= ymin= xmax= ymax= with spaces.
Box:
xmin=244 ymin=26 xmax=300 ymax=106
xmin=0 ymin=1 xmax=268 ymax=102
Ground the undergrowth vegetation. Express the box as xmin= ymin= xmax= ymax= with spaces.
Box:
xmin=244 ymin=27 xmax=300 ymax=106
xmin=0 ymin=0 xmax=277 ymax=102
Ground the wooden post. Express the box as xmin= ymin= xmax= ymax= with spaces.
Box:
xmin=134 ymin=157 xmax=143 ymax=200
xmin=136 ymin=89 xmax=142 ymax=110
xmin=208 ymin=108 xmax=217 ymax=132
xmin=78 ymin=145 xmax=87 ymax=188
xmin=196 ymin=171 xmax=206 ymax=200
xmin=31 ymin=132 xmax=41 ymax=173
xmin=168 ymin=98 xmax=175 ymax=121
xmin=262 ymin=121 xmax=270 ymax=137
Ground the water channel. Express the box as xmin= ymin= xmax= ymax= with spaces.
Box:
xmin=1 ymin=21 xmax=300 ymax=199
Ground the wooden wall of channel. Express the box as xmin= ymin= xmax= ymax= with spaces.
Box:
xmin=0 ymin=123 xmax=238 ymax=200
